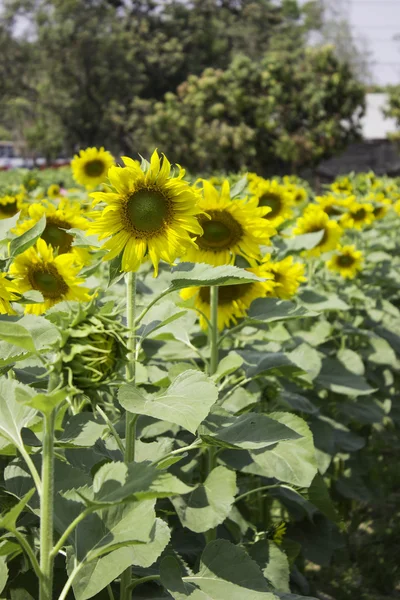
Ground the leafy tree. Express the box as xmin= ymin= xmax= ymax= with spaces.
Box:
xmin=384 ymin=86 xmax=400 ymax=143
xmin=129 ymin=46 xmax=365 ymax=174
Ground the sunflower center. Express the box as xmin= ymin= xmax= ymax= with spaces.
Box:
xmin=352 ymin=208 xmax=366 ymax=221
xmin=84 ymin=159 xmax=106 ymax=178
xmin=324 ymin=205 xmax=341 ymax=217
xmin=199 ymin=283 xmax=253 ymax=305
xmin=197 ymin=210 xmax=242 ymax=250
xmin=126 ymin=189 xmax=170 ymax=233
xmin=0 ymin=201 xmax=18 ymax=219
xmin=41 ymin=218 xmax=73 ymax=254
xmin=336 ymin=254 xmax=355 ymax=267
xmin=259 ymin=193 xmax=282 ymax=219
xmin=30 ymin=266 xmax=68 ymax=299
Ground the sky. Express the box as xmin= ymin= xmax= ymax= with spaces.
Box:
xmin=1 ymin=0 xmax=400 ymax=86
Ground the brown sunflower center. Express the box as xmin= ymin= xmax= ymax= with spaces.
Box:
xmin=126 ymin=188 xmax=171 ymax=234
xmin=323 ymin=205 xmax=341 ymax=217
xmin=84 ymin=159 xmax=106 ymax=178
xmin=197 ymin=210 xmax=242 ymax=250
xmin=41 ymin=218 xmax=74 ymax=254
xmin=258 ymin=193 xmax=282 ymax=219
xmin=0 ymin=201 xmax=18 ymax=219
xmin=351 ymin=208 xmax=366 ymax=221
xmin=30 ymin=265 xmax=68 ymax=299
xmin=199 ymin=283 xmax=253 ymax=305
xmin=336 ymin=254 xmax=355 ymax=268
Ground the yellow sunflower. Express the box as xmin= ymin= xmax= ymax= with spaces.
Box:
xmin=365 ymin=192 xmax=391 ymax=220
xmin=0 ymin=273 xmax=20 ymax=315
xmin=292 ymin=206 xmax=342 ymax=256
xmin=249 ymin=179 xmax=294 ymax=227
xmin=340 ymin=201 xmax=375 ymax=230
xmin=394 ymin=199 xmax=400 ymax=216
xmin=89 ymin=150 xmax=203 ymax=276
xmin=315 ymin=194 xmax=352 ymax=217
xmin=47 ymin=184 xmax=61 ymax=199
xmin=71 ymin=147 xmax=115 ymax=189
xmin=10 ymin=239 xmax=91 ymax=315
xmin=14 ymin=199 xmax=92 ymax=265
xmin=330 ymin=176 xmax=353 ymax=195
xmin=0 ymin=192 xmax=26 ymax=220
xmin=183 ymin=180 xmax=275 ymax=267
xmin=282 ymin=176 xmax=308 ymax=204
xmin=266 ymin=255 xmax=307 ymax=299
xmin=180 ymin=261 xmax=275 ymax=330
xmin=326 ymin=245 xmax=363 ymax=279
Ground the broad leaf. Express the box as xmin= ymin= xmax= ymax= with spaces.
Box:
xmin=172 ymin=466 xmax=237 ymax=533
xmin=213 ymin=352 xmax=243 ymax=382
xmin=170 ymin=263 xmax=264 ymax=290
xmin=119 ymin=370 xmax=218 ymax=434
xmin=317 ymin=358 xmax=375 ymax=396
xmin=250 ymin=413 xmax=317 ymax=487
xmin=9 ymin=216 xmax=46 ymax=257
xmin=248 ymin=298 xmax=314 ymax=323
xmin=0 ymin=379 xmax=37 ymax=451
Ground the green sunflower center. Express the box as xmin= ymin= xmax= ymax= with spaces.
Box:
xmin=199 ymin=283 xmax=253 ymax=305
xmin=336 ymin=254 xmax=355 ymax=267
xmin=197 ymin=210 xmax=242 ymax=250
xmin=0 ymin=201 xmax=18 ymax=219
xmin=31 ymin=266 xmax=68 ymax=299
xmin=352 ymin=208 xmax=366 ymax=221
xmin=41 ymin=218 xmax=74 ymax=254
xmin=258 ymin=193 xmax=282 ymax=219
xmin=126 ymin=188 xmax=171 ymax=233
xmin=84 ymin=159 xmax=106 ymax=178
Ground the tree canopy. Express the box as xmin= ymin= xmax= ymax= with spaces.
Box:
xmin=0 ymin=0 xmax=366 ymax=171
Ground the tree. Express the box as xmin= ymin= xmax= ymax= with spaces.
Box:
xmin=128 ymin=46 xmax=365 ymax=174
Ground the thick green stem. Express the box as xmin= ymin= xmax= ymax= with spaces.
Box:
xmin=205 ymin=286 xmax=219 ymax=543
xmin=39 ymin=409 xmax=56 ymax=600
xmin=120 ymin=271 xmax=138 ymax=600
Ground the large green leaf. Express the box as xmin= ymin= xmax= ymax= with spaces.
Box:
xmin=284 ymin=230 xmax=324 ymax=251
xmin=187 ymin=540 xmax=276 ymax=599
xmin=248 ymin=298 xmax=314 ymax=323
xmin=200 ymin=412 xmax=301 ymax=450
xmin=170 ymin=263 xmax=264 ymax=290
xmin=242 ymin=352 xmax=304 ymax=379
xmin=250 ymin=413 xmax=317 ymax=487
xmin=119 ymin=370 xmax=218 ymax=434
xmin=0 ymin=314 xmax=61 ymax=367
xmin=9 ymin=215 xmax=46 ymax=257
xmin=298 ymin=290 xmax=349 ymax=311
xmin=0 ymin=378 xmax=37 ymax=451
xmin=0 ymin=489 xmax=35 ymax=531
xmin=172 ymin=466 xmax=237 ymax=533
xmin=317 ymin=358 xmax=376 ymax=396
xmin=0 ymin=555 xmax=8 ymax=594
xmin=90 ymin=460 xmax=192 ymax=505
xmin=263 ymin=543 xmax=290 ymax=593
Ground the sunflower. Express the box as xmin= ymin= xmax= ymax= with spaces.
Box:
xmin=315 ymin=194 xmax=352 ymax=217
xmin=282 ymin=176 xmax=308 ymax=204
xmin=292 ymin=206 xmax=342 ymax=256
xmin=394 ymin=199 xmax=400 ymax=216
xmin=267 ymin=522 xmax=287 ymax=546
xmin=267 ymin=255 xmax=307 ymax=299
xmin=0 ymin=273 xmax=20 ymax=314
xmin=180 ymin=261 xmax=275 ymax=330
xmin=10 ymin=239 xmax=91 ymax=315
xmin=89 ymin=150 xmax=203 ymax=276
xmin=0 ymin=192 xmax=25 ymax=220
xmin=340 ymin=201 xmax=375 ymax=230
xmin=14 ymin=199 xmax=92 ymax=265
xmin=183 ymin=180 xmax=275 ymax=267
xmin=330 ymin=176 xmax=353 ymax=195
xmin=327 ymin=245 xmax=363 ymax=279
xmin=47 ymin=184 xmax=61 ymax=199
xmin=71 ymin=147 xmax=115 ymax=189
xmin=249 ymin=179 xmax=294 ymax=227
xmin=365 ymin=192 xmax=391 ymax=219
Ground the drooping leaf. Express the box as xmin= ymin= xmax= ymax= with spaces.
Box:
xmin=250 ymin=413 xmax=317 ymax=487
xmin=172 ymin=466 xmax=237 ymax=533
xmin=9 ymin=216 xmax=46 ymax=257
xmin=119 ymin=370 xmax=218 ymax=435
xmin=170 ymin=263 xmax=264 ymax=290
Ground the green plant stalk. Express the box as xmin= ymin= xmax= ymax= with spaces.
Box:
xmin=39 ymin=408 xmax=56 ymax=600
xmin=205 ymin=286 xmax=219 ymax=543
xmin=120 ymin=271 xmax=138 ymax=600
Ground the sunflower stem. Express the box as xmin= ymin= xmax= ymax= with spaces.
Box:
xmin=205 ymin=286 xmax=219 ymax=543
xmin=120 ymin=271 xmax=137 ymax=600
xmin=39 ymin=374 xmax=58 ymax=600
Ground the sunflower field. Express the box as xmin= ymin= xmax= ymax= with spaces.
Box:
xmin=0 ymin=149 xmax=399 ymax=600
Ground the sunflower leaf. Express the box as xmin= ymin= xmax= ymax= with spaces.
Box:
xmin=9 ymin=215 xmax=46 ymax=257
xmin=170 ymin=263 xmax=264 ymax=290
